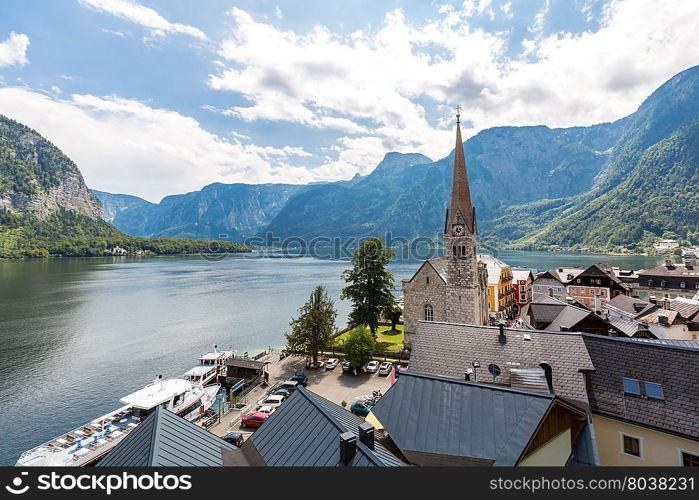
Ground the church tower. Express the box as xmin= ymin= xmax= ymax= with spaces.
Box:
xmin=444 ymin=107 xmax=482 ymax=324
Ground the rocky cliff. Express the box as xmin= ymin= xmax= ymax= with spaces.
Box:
xmin=0 ymin=115 xmax=103 ymax=220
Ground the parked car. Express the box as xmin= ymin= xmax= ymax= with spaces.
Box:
xmin=257 ymin=394 xmax=285 ymax=409
xmin=350 ymin=401 xmax=373 ymax=416
xmin=289 ymin=373 xmax=308 ymax=386
xmin=341 ymin=361 xmax=353 ymax=373
xmin=222 ymin=432 xmax=245 ymax=447
xmin=378 ymin=362 xmax=392 ymax=376
xmin=366 ymin=360 xmax=380 ymax=373
xmin=257 ymin=405 xmax=276 ymax=416
xmin=306 ymin=359 xmax=325 ymax=369
xmin=326 ymin=358 xmax=339 ymax=370
xmin=241 ymin=412 xmax=268 ymax=428
xmin=279 ymin=380 xmax=300 ymax=392
xmin=271 ymin=388 xmax=291 ymax=399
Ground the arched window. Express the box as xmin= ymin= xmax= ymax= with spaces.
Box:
xmin=423 ymin=304 xmax=434 ymax=321
xmin=452 ymin=245 xmax=457 ymax=256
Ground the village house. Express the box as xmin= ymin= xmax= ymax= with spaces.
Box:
xmin=633 ymin=259 xmax=699 ymax=300
xmin=531 ymin=268 xmax=581 ymax=301
xmin=654 ymin=239 xmax=679 ymax=254
xmin=606 ymin=294 xmax=699 ymax=340
xmin=371 ymin=371 xmax=594 ymax=466
xmin=406 ymin=319 xmax=699 ymax=466
xmin=583 ymin=335 xmax=699 ymax=466
xmin=479 ymin=254 xmax=516 ymax=319
xmin=402 ymin=110 xmax=489 ymax=347
xmin=564 ymin=263 xmax=630 ymax=311
xmin=521 ymin=296 xmax=635 ymax=337
xmin=512 ymin=268 xmax=534 ymax=307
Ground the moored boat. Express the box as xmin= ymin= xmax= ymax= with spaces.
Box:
xmin=15 ymin=377 xmax=220 ymax=467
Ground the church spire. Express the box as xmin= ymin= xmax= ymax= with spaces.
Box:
xmin=446 ymin=106 xmax=475 ymax=234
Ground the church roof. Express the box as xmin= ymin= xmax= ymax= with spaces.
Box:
xmin=445 ymin=113 xmax=475 ymax=234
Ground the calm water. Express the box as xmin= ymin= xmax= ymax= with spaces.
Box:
xmin=0 ymin=250 xmax=663 ymax=464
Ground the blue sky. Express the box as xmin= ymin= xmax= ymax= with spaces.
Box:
xmin=0 ymin=0 xmax=697 ymax=201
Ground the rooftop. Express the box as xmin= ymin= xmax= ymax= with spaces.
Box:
xmin=410 ymin=321 xmax=594 ymax=404
xmin=97 ymin=406 xmax=235 ymax=466
xmin=244 ymin=387 xmax=404 ymax=467
xmin=371 ymin=371 xmax=588 ymax=466
xmin=581 ymin=334 xmax=699 ymax=439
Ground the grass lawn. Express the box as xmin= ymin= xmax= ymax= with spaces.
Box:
xmin=334 ymin=324 xmax=404 ymax=352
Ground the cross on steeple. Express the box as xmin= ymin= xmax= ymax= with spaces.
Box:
xmin=455 ymin=105 xmax=461 ymax=123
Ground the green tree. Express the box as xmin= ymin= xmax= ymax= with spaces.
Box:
xmin=387 ymin=305 xmax=402 ymax=332
xmin=341 ymin=237 xmax=396 ymax=336
xmin=343 ymin=327 xmax=375 ymax=371
xmin=285 ymin=285 xmax=337 ymax=365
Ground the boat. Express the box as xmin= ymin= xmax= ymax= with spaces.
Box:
xmin=183 ymin=345 xmax=235 ymax=385
xmin=15 ymin=376 xmax=220 ymax=467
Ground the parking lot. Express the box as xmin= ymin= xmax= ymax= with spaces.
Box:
xmin=209 ymin=353 xmax=395 ymax=439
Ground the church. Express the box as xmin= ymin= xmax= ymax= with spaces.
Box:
xmin=402 ymin=109 xmax=489 ymax=348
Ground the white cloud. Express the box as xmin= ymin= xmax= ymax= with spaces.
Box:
xmin=0 ymin=87 xmax=317 ymax=201
xmin=0 ymin=32 xmax=30 ymax=68
xmin=274 ymin=6 xmax=283 ymax=20
xmin=207 ymin=1 xmax=699 ymax=181
xmin=79 ymin=0 xmax=206 ymax=40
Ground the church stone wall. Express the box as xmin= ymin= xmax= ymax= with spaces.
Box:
xmin=402 ymin=264 xmax=447 ymax=348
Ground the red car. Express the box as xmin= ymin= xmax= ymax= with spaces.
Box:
xmin=241 ymin=412 xmax=268 ymax=428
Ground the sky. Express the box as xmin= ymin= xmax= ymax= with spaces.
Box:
xmin=0 ymin=0 xmax=698 ymax=202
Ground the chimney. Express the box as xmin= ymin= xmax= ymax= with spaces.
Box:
xmin=539 ymin=362 xmax=554 ymax=394
xmin=649 ymin=296 xmax=657 ymax=304
xmin=358 ymin=422 xmax=375 ymax=450
xmin=339 ymin=431 xmax=357 ymax=465
xmin=498 ymin=323 xmax=507 ymax=344
xmin=665 ymin=259 xmax=674 ymax=268
xmin=560 ymin=325 xmax=569 ymax=332
xmin=464 ymin=368 xmax=473 ymax=381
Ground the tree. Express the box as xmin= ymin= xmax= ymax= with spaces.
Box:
xmin=285 ymin=285 xmax=337 ymax=365
xmin=344 ymin=327 xmax=375 ymax=372
xmin=341 ymin=237 xmax=396 ymax=336
xmin=387 ymin=305 xmax=402 ymax=332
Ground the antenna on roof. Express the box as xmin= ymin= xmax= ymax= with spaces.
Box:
xmin=488 ymin=363 xmax=501 ymax=380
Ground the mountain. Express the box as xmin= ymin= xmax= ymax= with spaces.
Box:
xmin=92 ymin=66 xmax=699 ymax=251
xmin=0 ymin=115 xmax=103 ymax=220
xmin=490 ymin=65 xmax=699 ymax=250
xmin=0 ymin=116 xmax=249 ymax=258
xmin=263 ymin=124 xmax=623 ymax=243
xmin=94 ymin=183 xmax=309 ymax=240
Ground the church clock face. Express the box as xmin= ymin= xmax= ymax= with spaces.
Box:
xmin=452 ymin=225 xmax=464 ymax=236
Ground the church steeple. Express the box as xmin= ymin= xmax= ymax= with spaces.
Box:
xmin=445 ymin=106 xmax=475 ymax=235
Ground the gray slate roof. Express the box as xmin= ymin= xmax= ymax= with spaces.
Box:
xmin=410 ymin=322 xmax=594 ymax=404
xmin=582 ymin=334 xmax=699 ymax=439
xmin=249 ymin=387 xmax=403 ymax=466
xmin=371 ymin=371 xmax=555 ymax=466
xmin=97 ymin=406 xmax=235 ymax=467
xmin=607 ymin=295 xmax=656 ymax=317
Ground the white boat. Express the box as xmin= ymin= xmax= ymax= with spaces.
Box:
xmin=183 ymin=345 xmax=235 ymax=386
xmin=15 ymin=377 xmax=220 ymax=467
xmin=183 ymin=365 xmax=220 ymax=386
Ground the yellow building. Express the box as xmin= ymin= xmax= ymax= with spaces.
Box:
xmin=478 ymin=254 xmax=516 ymax=318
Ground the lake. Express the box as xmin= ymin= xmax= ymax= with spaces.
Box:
xmin=0 ymin=250 xmax=664 ymax=464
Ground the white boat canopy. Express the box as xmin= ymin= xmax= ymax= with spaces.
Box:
xmin=120 ymin=379 xmax=192 ymax=409
xmin=184 ymin=365 xmax=217 ymax=377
